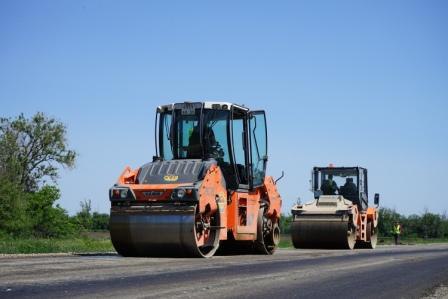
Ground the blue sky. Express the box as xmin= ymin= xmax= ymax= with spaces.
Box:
xmin=1 ymin=1 xmax=447 ymax=215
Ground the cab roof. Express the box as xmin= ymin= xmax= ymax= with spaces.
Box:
xmin=313 ymin=166 xmax=367 ymax=173
xmin=158 ymin=101 xmax=249 ymax=112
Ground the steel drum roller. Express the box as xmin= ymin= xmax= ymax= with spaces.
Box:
xmin=291 ymin=216 xmax=356 ymax=249
xmin=110 ymin=204 xmax=219 ymax=257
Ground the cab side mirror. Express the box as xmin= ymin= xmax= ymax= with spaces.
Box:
xmin=374 ymin=193 xmax=380 ymax=206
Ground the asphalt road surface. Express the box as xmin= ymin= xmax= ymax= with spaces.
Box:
xmin=1 ymin=244 xmax=448 ymax=299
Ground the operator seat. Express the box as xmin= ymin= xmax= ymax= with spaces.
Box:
xmin=341 ymin=178 xmax=358 ymax=202
xmin=187 ymin=127 xmax=202 ymax=158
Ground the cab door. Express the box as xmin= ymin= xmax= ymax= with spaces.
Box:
xmin=248 ymin=111 xmax=268 ymax=189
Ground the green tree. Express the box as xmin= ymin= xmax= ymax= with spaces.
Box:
xmin=377 ymin=207 xmax=402 ymax=237
xmin=280 ymin=214 xmax=292 ymax=234
xmin=0 ymin=112 xmax=77 ymax=238
xmin=441 ymin=212 xmax=448 ymax=238
xmin=92 ymin=212 xmax=110 ymax=230
xmin=26 ymin=185 xmax=76 ymax=238
xmin=74 ymin=200 xmax=110 ymax=231
xmin=420 ymin=211 xmax=442 ymax=238
xmin=403 ymin=214 xmax=421 ymax=238
xmin=75 ymin=199 xmax=93 ymax=230
xmin=0 ymin=177 xmax=31 ymax=237
xmin=0 ymin=112 xmax=76 ymax=192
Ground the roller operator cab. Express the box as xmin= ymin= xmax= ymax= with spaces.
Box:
xmin=291 ymin=166 xmax=380 ymax=249
xmin=109 ymin=102 xmax=282 ymax=257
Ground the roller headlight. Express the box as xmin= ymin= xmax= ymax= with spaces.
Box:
xmin=109 ymin=186 xmax=134 ymax=201
xmin=171 ymin=188 xmax=196 ymax=201
xmin=176 ymin=189 xmax=186 ymax=198
xmin=120 ymin=189 xmax=128 ymax=199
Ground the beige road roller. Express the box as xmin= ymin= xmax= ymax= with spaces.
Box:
xmin=291 ymin=166 xmax=380 ymax=249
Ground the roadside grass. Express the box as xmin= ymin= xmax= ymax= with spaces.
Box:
xmin=2 ymin=233 xmax=447 ymax=254
xmin=378 ymin=237 xmax=448 ymax=245
xmin=279 ymin=234 xmax=448 ymax=248
xmin=279 ymin=234 xmax=293 ymax=248
xmin=0 ymin=233 xmax=114 ymax=254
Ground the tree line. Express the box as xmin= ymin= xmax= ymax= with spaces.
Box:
xmin=0 ymin=113 xmax=108 ymax=238
xmin=376 ymin=207 xmax=448 ymax=239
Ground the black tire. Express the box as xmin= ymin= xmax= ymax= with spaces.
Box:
xmin=255 ymin=208 xmax=279 ymax=255
xmin=366 ymin=222 xmax=377 ymax=249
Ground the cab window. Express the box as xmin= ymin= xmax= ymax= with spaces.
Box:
xmin=249 ymin=111 xmax=267 ymax=187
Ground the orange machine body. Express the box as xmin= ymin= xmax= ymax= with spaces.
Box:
xmin=115 ymin=164 xmax=282 ymax=243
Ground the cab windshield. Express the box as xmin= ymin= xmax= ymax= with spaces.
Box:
xmin=158 ymin=108 xmax=231 ymax=164
xmin=315 ymin=168 xmax=358 ymax=199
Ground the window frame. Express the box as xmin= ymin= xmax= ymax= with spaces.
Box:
xmin=156 ymin=108 xmax=174 ymax=161
xmin=230 ymin=106 xmax=250 ymax=190
xmin=248 ymin=110 xmax=268 ymax=189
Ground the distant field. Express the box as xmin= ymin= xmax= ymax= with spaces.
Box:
xmin=1 ymin=233 xmax=447 ymax=254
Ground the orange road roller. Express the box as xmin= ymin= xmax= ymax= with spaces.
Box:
xmin=109 ymin=102 xmax=282 ymax=257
